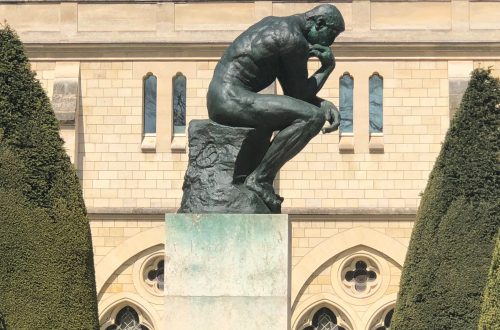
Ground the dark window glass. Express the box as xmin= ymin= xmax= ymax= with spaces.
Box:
xmin=144 ymin=74 xmax=157 ymax=134
xmin=384 ymin=309 xmax=394 ymax=327
xmin=345 ymin=260 xmax=377 ymax=292
xmin=311 ymin=307 xmax=341 ymax=330
xmin=339 ymin=73 xmax=354 ymax=134
xmin=147 ymin=260 xmax=164 ymax=291
xmin=373 ymin=308 xmax=394 ymax=330
xmin=173 ymin=73 xmax=186 ymax=134
xmin=369 ymin=73 xmax=383 ymax=133
xmin=105 ymin=306 xmax=150 ymax=330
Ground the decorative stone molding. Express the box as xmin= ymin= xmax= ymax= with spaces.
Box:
xmin=23 ymin=42 xmax=500 ymax=61
xmin=95 ymin=226 xmax=165 ymax=295
xmin=292 ymin=293 xmax=356 ymax=330
xmin=98 ymin=292 xmax=160 ymax=330
xmin=292 ymin=227 xmax=407 ymax=309
xmin=361 ymin=294 xmax=397 ymax=330
xmin=331 ymin=248 xmax=391 ymax=306
xmin=132 ymin=249 xmax=165 ymax=305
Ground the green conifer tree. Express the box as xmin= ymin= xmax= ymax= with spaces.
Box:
xmin=392 ymin=68 xmax=500 ymax=329
xmin=478 ymin=232 xmax=500 ymax=330
xmin=0 ymin=25 xmax=99 ymax=329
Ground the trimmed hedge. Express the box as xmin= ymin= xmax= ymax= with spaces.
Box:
xmin=392 ymin=68 xmax=500 ymax=329
xmin=0 ymin=26 xmax=99 ymax=329
xmin=478 ymin=232 xmax=500 ymax=329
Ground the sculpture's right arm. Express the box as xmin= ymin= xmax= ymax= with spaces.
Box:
xmin=278 ymin=45 xmax=334 ymax=103
xmin=308 ymin=44 xmax=335 ymax=95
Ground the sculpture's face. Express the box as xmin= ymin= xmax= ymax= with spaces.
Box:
xmin=306 ymin=18 xmax=342 ymax=47
xmin=305 ymin=10 xmax=345 ymax=47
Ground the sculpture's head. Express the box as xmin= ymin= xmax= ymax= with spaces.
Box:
xmin=304 ymin=4 xmax=345 ymax=47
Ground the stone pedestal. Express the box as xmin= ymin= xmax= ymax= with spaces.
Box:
xmin=165 ymin=214 xmax=290 ymax=329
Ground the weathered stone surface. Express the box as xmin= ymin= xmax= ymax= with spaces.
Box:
xmin=178 ymin=119 xmax=272 ymax=214
xmin=165 ymin=214 xmax=289 ymax=329
xmin=52 ymin=78 xmax=79 ymax=124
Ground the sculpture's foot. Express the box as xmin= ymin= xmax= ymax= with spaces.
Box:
xmin=245 ymin=176 xmax=283 ymax=213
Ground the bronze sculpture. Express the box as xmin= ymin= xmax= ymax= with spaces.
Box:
xmin=207 ymin=4 xmax=344 ymax=212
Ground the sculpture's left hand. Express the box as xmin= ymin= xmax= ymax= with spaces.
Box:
xmin=321 ymin=101 xmax=341 ymax=134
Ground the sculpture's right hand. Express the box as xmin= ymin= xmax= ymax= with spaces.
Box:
xmin=309 ymin=44 xmax=335 ymax=68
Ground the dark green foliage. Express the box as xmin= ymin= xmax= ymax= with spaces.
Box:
xmin=392 ymin=68 xmax=500 ymax=329
xmin=0 ymin=312 xmax=6 ymax=330
xmin=0 ymin=26 xmax=99 ymax=329
xmin=478 ymin=232 xmax=500 ymax=329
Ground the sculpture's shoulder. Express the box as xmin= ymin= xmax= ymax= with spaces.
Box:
xmin=243 ymin=16 xmax=305 ymax=50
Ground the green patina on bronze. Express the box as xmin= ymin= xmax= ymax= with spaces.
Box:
xmin=181 ymin=5 xmax=345 ymax=213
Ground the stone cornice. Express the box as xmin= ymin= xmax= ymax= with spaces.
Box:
xmin=87 ymin=207 xmax=417 ymax=219
xmin=25 ymin=41 xmax=500 ymax=60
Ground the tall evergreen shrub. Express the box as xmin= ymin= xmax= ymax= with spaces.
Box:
xmin=392 ymin=68 xmax=500 ymax=329
xmin=478 ymin=232 xmax=500 ymax=329
xmin=0 ymin=26 xmax=99 ymax=329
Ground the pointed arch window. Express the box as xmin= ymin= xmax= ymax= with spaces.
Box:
xmin=173 ymin=73 xmax=186 ymax=135
xmin=143 ymin=73 xmax=157 ymax=135
xmin=105 ymin=306 xmax=150 ymax=330
xmin=304 ymin=308 xmax=347 ymax=330
xmin=369 ymin=73 xmax=383 ymax=134
xmin=371 ymin=308 xmax=394 ymax=330
xmin=339 ymin=73 xmax=354 ymax=135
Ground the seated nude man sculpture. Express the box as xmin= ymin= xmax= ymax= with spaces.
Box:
xmin=207 ymin=4 xmax=345 ymax=212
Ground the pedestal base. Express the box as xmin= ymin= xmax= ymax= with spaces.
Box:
xmin=165 ymin=214 xmax=290 ymax=329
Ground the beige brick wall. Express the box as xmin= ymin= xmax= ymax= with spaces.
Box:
xmin=279 ymin=60 xmax=449 ymax=210
xmin=291 ymin=218 xmax=413 ymax=268
xmin=31 ymin=59 xmax=450 ymax=212
xmin=31 ymin=61 xmax=55 ymax=100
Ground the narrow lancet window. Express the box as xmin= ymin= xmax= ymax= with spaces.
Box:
xmin=173 ymin=73 xmax=186 ymax=135
xmin=143 ymin=74 xmax=157 ymax=135
xmin=339 ymin=73 xmax=354 ymax=134
xmin=369 ymin=73 xmax=383 ymax=134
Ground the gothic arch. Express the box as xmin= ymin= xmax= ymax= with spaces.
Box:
xmin=292 ymin=293 xmax=356 ymax=330
xmin=95 ymin=226 xmax=165 ymax=295
xmin=292 ymin=227 xmax=407 ymax=308
xmin=98 ymin=292 xmax=161 ymax=330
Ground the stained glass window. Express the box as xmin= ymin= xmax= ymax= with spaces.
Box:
xmin=173 ymin=73 xmax=186 ymax=135
xmin=105 ymin=306 xmax=150 ymax=330
xmin=339 ymin=73 xmax=354 ymax=134
xmin=369 ymin=73 xmax=383 ymax=134
xmin=143 ymin=74 xmax=157 ymax=134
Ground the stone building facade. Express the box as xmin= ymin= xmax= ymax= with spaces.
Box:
xmin=2 ymin=1 xmax=500 ymax=329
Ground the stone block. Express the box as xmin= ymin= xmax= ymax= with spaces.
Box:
xmin=178 ymin=120 xmax=273 ymax=214
xmin=165 ymin=213 xmax=289 ymax=329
